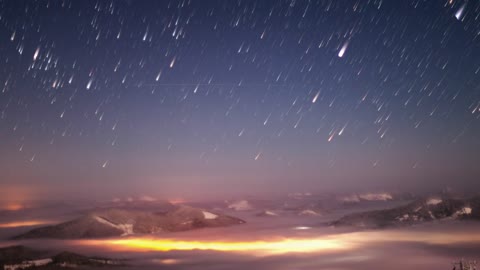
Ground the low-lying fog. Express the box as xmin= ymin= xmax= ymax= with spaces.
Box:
xmin=1 ymin=200 xmax=479 ymax=270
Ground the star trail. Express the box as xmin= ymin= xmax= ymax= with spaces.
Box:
xmin=0 ymin=0 xmax=479 ymax=199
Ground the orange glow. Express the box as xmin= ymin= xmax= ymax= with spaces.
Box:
xmin=168 ymin=198 xmax=186 ymax=204
xmin=0 ymin=185 xmax=36 ymax=210
xmin=77 ymin=228 xmax=480 ymax=257
xmin=1 ymin=203 xmax=24 ymax=211
xmin=0 ymin=220 xmax=52 ymax=228
xmin=86 ymin=236 xmax=354 ymax=255
xmin=152 ymin=258 xmax=182 ymax=265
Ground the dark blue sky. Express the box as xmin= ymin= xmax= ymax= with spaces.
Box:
xmin=0 ymin=0 xmax=479 ymax=200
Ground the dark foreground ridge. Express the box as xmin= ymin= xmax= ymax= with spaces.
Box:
xmin=13 ymin=204 xmax=245 ymax=239
xmin=0 ymin=245 xmax=124 ymax=269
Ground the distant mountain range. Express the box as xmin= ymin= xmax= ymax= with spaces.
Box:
xmin=13 ymin=204 xmax=245 ymax=239
xmin=331 ymin=196 xmax=480 ymax=228
xmin=221 ymin=192 xmax=411 ymax=217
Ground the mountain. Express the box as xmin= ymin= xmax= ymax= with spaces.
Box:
xmin=14 ymin=205 xmax=245 ymax=239
xmin=331 ymin=196 xmax=480 ymax=229
xmin=51 ymin=251 xmax=122 ymax=268
xmin=0 ymin=246 xmax=47 ymax=266
xmin=338 ymin=192 xmax=394 ymax=204
xmin=227 ymin=200 xmax=253 ymax=211
xmin=0 ymin=246 xmax=122 ymax=269
xmin=255 ymin=210 xmax=278 ymax=217
xmin=298 ymin=209 xmax=321 ymax=216
xmin=100 ymin=199 xmax=175 ymax=212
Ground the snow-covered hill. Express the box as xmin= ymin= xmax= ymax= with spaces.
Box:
xmin=14 ymin=205 xmax=245 ymax=239
xmin=331 ymin=196 xmax=480 ymax=228
xmin=0 ymin=246 xmax=122 ymax=269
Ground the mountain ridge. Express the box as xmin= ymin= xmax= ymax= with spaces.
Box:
xmin=13 ymin=205 xmax=245 ymax=239
xmin=331 ymin=195 xmax=480 ymax=229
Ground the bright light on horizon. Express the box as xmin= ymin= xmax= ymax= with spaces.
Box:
xmin=90 ymin=237 xmax=353 ymax=255
xmin=0 ymin=220 xmax=52 ymax=228
xmin=77 ymin=228 xmax=480 ymax=256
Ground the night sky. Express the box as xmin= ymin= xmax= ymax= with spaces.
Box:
xmin=0 ymin=0 xmax=479 ymax=200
